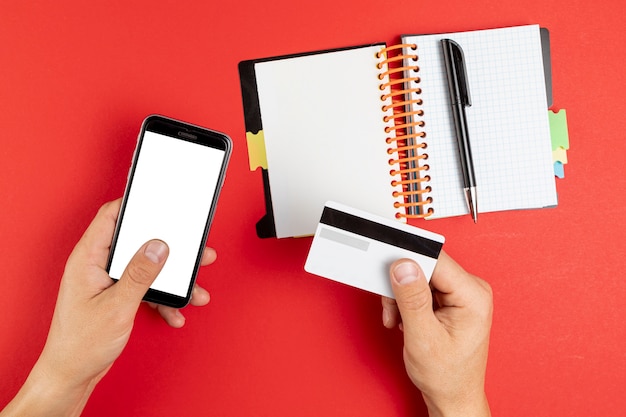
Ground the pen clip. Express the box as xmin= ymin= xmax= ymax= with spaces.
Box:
xmin=442 ymin=39 xmax=471 ymax=107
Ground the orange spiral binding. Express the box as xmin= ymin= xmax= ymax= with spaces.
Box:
xmin=377 ymin=43 xmax=433 ymax=219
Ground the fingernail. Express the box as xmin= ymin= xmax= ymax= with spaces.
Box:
xmin=382 ymin=308 xmax=391 ymax=327
xmin=393 ymin=262 xmax=420 ymax=285
xmin=144 ymin=240 xmax=168 ymax=264
xmin=174 ymin=310 xmax=185 ymax=327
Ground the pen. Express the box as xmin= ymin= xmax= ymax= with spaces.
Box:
xmin=441 ymin=38 xmax=478 ymax=223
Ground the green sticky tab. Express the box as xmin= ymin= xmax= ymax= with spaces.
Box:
xmin=246 ymin=130 xmax=268 ymax=171
xmin=549 ymin=109 xmax=570 ymax=151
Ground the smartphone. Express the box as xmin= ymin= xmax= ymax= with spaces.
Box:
xmin=106 ymin=115 xmax=232 ymax=308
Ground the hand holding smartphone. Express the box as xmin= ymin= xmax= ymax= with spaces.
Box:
xmin=106 ymin=115 xmax=232 ymax=308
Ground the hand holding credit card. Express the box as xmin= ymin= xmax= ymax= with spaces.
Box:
xmin=305 ymin=201 xmax=445 ymax=298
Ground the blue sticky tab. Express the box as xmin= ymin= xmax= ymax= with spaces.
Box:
xmin=554 ymin=161 xmax=565 ymax=179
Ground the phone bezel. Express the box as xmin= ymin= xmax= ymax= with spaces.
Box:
xmin=106 ymin=115 xmax=232 ymax=308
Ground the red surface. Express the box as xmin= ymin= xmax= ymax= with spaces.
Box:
xmin=1 ymin=1 xmax=625 ymax=416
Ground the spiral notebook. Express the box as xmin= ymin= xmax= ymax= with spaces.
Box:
xmin=239 ymin=24 xmax=558 ymax=239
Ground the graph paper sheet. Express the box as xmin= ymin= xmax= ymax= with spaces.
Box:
xmin=402 ymin=25 xmax=557 ymax=219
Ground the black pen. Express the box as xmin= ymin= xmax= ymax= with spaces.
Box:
xmin=442 ymin=39 xmax=478 ymax=223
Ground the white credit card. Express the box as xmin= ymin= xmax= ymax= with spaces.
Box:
xmin=304 ymin=201 xmax=445 ymax=298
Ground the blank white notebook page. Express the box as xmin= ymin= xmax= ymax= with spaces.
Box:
xmin=254 ymin=46 xmax=404 ymax=238
xmin=403 ymin=25 xmax=557 ymax=219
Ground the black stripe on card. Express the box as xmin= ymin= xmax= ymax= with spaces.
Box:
xmin=320 ymin=207 xmax=443 ymax=259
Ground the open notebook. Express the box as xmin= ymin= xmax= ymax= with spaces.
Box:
xmin=239 ymin=24 xmax=558 ymax=238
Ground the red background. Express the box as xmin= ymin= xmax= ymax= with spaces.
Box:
xmin=1 ymin=1 xmax=624 ymax=416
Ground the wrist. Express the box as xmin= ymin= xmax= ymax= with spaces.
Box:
xmin=423 ymin=391 xmax=490 ymax=417
xmin=1 ymin=359 xmax=97 ymax=417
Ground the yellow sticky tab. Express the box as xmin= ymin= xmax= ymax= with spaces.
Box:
xmin=552 ymin=147 xmax=568 ymax=164
xmin=246 ymin=130 xmax=268 ymax=170
xmin=549 ymin=109 xmax=570 ymax=151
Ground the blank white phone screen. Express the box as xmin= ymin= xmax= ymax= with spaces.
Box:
xmin=108 ymin=130 xmax=226 ymax=297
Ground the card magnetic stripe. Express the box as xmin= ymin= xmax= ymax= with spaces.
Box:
xmin=320 ymin=207 xmax=443 ymax=258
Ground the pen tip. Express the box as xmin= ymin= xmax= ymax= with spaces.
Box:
xmin=465 ymin=187 xmax=478 ymax=224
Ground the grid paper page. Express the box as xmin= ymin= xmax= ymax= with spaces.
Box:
xmin=254 ymin=46 xmax=404 ymax=238
xmin=403 ymin=25 xmax=557 ymax=219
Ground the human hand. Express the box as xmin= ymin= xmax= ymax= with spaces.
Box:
xmin=147 ymin=248 xmax=215 ymax=328
xmin=1 ymin=199 xmax=215 ymax=417
xmin=381 ymin=251 xmax=493 ymax=417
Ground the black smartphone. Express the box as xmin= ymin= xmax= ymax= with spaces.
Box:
xmin=106 ymin=115 xmax=232 ymax=308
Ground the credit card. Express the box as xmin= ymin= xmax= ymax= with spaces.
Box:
xmin=304 ymin=201 xmax=445 ymax=298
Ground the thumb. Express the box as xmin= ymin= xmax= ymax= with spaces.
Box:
xmin=113 ymin=240 xmax=169 ymax=307
xmin=389 ymin=259 xmax=437 ymax=335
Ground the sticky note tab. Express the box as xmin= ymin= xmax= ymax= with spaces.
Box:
xmin=549 ymin=109 xmax=570 ymax=151
xmin=554 ymin=161 xmax=565 ymax=179
xmin=552 ymin=147 xmax=568 ymax=164
xmin=246 ymin=130 xmax=267 ymax=170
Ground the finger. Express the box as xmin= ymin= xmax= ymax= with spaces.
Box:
xmin=200 ymin=247 xmax=217 ymax=266
xmin=189 ymin=284 xmax=210 ymax=307
xmin=71 ymin=199 xmax=123 ymax=269
xmin=81 ymin=199 xmax=122 ymax=246
xmin=431 ymin=251 xmax=484 ymax=307
xmin=156 ymin=305 xmax=186 ymax=328
xmin=389 ymin=259 xmax=438 ymax=338
xmin=381 ymin=296 xmax=400 ymax=328
xmin=153 ymin=285 xmax=209 ymax=328
xmin=110 ymin=240 xmax=169 ymax=310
